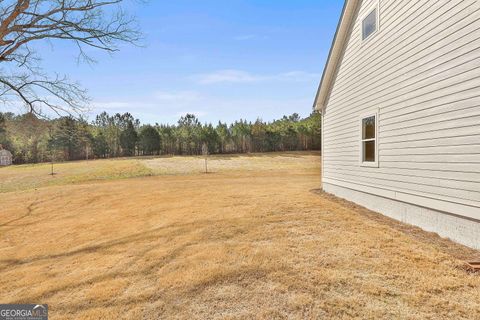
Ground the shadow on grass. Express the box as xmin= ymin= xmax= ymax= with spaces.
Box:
xmin=6 ymin=213 xmax=274 ymax=316
xmin=310 ymin=189 xmax=480 ymax=261
xmin=0 ymin=220 xmax=196 ymax=270
xmin=0 ymin=202 xmax=36 ymax=227
xmin=0 ymin=212 xmax=265 ymax=272
xmin=0 ymin=194 xmax=70 ymax=228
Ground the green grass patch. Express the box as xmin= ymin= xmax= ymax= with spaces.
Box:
xmin=0 ymin=159 xmax=154 ymax=193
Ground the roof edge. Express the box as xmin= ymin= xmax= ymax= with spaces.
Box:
xmin=313 ymin=0 xmax=360 ymax=112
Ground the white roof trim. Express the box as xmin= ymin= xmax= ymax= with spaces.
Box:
xmin=313 ymin=0 xmax=360 ymax=111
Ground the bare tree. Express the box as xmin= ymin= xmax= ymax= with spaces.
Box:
xmin=0 ymin=0 xmax=141 ymax=117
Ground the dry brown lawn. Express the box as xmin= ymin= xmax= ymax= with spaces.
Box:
xmin=0 ymin=152 xmax=479 ymax=319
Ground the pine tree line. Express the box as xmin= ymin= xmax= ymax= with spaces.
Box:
xmin=0 ymin=111 xmax=321 ymax=164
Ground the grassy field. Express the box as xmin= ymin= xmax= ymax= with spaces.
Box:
xmin=0 ymin=152 xmax=479 ymax=319
xmin=0 ymin=152 xmax=319 ymax=193
xmin=0 ymin=159 xmax=153 ymax=193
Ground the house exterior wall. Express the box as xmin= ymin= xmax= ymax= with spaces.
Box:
xmin=322 ymin=0 xmax=480 ymax=245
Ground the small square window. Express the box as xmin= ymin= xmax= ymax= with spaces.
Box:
xmin=362 ymin=8 xmax=377 ymax=40
xmin=360 ymin=114 xmax=378 ymax=166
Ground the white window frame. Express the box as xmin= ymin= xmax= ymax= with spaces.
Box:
xmin=361 ymin=1 xmax=380 ymax=42
xmin=359 ymin=111 xmax=379 ymax=167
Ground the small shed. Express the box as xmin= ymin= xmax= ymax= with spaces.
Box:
xmin=0 ymin=147 xmax=12 ymax=166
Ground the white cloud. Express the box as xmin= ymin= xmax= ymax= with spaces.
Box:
xmin=4 ymin=96 xmax=91 ymax=117
xmin=153 ymin=90 xmax=202 ymax=105
xmin=91 ymin=101 xmax=131 ymax=110
xmin=234 ymin=34 xmax=269 ymax=41
xmin=91 ymin=91 xmax=202 ymax=113
xmin=194 ymin=70 xmax=263 ymax=84
xmin=1 ymin=100 xmax=26 ymax=112
xmin=89 ymin=91 xmax=313 ymax=124
xmin=175 ymin=110 xmax=207 ymax=117
xmin=90 ymin=90 xmax=208 ymax=123
xmin=277 ymin=71 xmax=321 ymax=82
xmin=234 ymin=34 xmax=257 ymax=41
xmin=193 ymin=69 xmax=321 ymax=85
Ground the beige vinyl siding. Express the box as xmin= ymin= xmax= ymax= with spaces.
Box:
xmin=322 ymin=0 xmax=480 ymax=219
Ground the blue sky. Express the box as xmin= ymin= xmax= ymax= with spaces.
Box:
xmin=37 ymin=0 xmax=343 ymax=124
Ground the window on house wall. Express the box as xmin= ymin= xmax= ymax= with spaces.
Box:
xmin=362 ymin=8 xmax=377 ymax=40
xmin=361 ymin=114 xmax=378 ymax=166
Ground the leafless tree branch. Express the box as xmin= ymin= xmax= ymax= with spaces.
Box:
xmin=0 ymin=0 xmax=142 ymax=117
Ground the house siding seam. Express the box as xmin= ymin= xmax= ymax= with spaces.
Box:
xmin=322 ymin=0 xmax=480 ymax=234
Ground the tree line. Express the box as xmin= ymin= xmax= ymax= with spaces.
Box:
xmin=0 ymin=111 xmax=321 ymax=164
